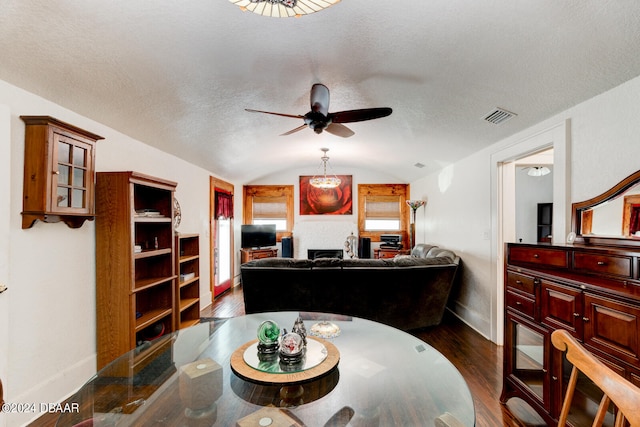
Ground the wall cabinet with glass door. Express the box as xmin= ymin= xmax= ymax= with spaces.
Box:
xmin=21 ymin=116 xmax=103 ymax=228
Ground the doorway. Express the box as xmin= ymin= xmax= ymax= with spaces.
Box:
xmin=210 ymin=178 xmax=235 ymax=299
xmin=490 ymin=120 xmax=570 ymax=344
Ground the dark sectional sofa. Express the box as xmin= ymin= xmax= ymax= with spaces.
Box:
xmin=240 ymin=244 xmax=460 ymax=330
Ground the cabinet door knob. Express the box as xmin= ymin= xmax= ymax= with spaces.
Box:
xmin=573 ymin=312 xmax=580 ymax=317
xmin=597 ymin=261 xmax=606 ymax=266
xmin=552 ymin=376 xmax=558 ymax=381
xmin=533 ymin=254 xmax=540 ymax=258
xmin=53 ymin=170 xmax=60 ymax=175
xmin=515 ymin=301 xmax=522 ymax=305
xmin=515 ymin=280 xmax=522 ymax=284
xmin=583 ymin=317 xmax=590 ymax=322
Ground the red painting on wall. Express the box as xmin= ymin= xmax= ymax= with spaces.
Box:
xmin=299 ymin=175 xmax=353 ymax=215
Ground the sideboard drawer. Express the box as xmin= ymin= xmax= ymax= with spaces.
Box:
xmin=573 ymin=252 xmax=632 ymax=279
xmin=506 ymin=290 xmax=535 ymax=319
xmin=506 ymin=271 xmax=535 ymax=295
xmin=509 ymin=247 xmax=568 ymax=268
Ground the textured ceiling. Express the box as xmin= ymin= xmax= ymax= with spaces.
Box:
xmin=1 ymin=1 xmax=640 ymax=183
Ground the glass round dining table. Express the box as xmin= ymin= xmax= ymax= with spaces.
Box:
xmin=58 ymin=312 xmax=475 ymax=426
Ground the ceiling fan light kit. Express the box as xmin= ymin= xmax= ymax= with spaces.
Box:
xmin=229 ymin=0 xmax=341 ymax=18
xmin=246 ymin=83 xmax=392 ymax=138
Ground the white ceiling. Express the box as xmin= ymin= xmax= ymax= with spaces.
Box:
xmin=2 ymin=1 xmax=640 ymax=183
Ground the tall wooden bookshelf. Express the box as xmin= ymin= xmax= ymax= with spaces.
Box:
xmin=175 ymin=233 xmax=201 ymax=329
xmin=96 ymin=171 xmax=177 ymax=369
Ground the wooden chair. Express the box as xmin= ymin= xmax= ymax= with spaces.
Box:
xmin=551 ymin=329 xmax=640 ymax=426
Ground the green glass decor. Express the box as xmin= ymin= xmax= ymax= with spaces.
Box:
xmin=257 ymin=320 xmax=280 ymax=354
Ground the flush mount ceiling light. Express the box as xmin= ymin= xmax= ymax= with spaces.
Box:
xmin=228 ymin=0 xmax=341 ymax=18
xmin=527 ymin=166 xmax=551 ymax=177
xmin=310 ymin=148 xmax=341 ymax=189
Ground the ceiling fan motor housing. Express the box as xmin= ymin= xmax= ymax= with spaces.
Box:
xmin=304 ymin=111 xmax=330 ymax=133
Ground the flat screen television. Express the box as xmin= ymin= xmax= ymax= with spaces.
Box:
xmin=241 ymin=224 xmax=277 ymax=249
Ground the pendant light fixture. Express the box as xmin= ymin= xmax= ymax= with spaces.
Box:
xmin=310 ymin=148 xmax=341 ymax=189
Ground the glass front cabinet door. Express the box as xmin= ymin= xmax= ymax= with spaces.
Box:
xmin=21 ymin=116 xmax=103 ymax=229
xmin=502 ymin=312 xmax=554 ymax=423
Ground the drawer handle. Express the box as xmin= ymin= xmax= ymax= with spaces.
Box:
xmin=552 ymin=376 xmax=558 ymax=381
xmin=597 ymin=261 xmax=607 ymax=266
xmin=533 ymin=254 xmax=540 ymax=258
xmin=583 ymin=317 xmax=590 ymax=322
xmin=515 ymin=280 xmax=522 ymax=285
xmin=573 ymin=313 xmax=580 ymax=318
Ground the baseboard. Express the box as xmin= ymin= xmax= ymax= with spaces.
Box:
xmin=446 ymin=302 xmax=493 ymax=342
xmin=7 ymin=353 xmax=96 ymax=426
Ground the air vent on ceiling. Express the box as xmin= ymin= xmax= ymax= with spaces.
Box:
xmin=483 ymin=108 xmax=517 ymax=125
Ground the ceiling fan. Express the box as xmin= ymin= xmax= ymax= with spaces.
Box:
xmin=245 ymin=83 xmax=392 ymax=138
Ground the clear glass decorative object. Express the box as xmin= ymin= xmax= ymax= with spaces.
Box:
xmin=279 ymin=331 xmax=305 ymax=364
xmin=257 ymin=320 xmax=280 ymax=354
xmin=310 ymin=320 xmax=341 ymax=339
xmin=292 ymin=316 xmax=307 ymax=345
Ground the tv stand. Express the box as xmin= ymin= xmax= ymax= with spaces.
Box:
xmin=241 ymin=248 xmax=277 ymax=264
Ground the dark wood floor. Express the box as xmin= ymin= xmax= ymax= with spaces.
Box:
xmin=30 ymin=284 xmax=546 ymax=426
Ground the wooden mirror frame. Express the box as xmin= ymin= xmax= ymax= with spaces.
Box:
xmin=572 ymin=169 xmax=640 ymax=247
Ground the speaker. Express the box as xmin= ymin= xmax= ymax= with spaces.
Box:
xmin=358 ymin=237 xmax=371 ymax=259
xmin=281 ymin=237 xmax=293 ymax=258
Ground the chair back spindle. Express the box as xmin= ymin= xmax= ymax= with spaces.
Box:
xmin=551 ymin=329 xmax=640 ymax=426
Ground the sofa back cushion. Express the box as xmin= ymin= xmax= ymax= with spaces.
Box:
xmin=392 ymin=255 xmax=455 ymax=266
xmin=243 ymin=258 xmax=313 ymax=268
xmin=411 ymin=244 xmax=438 ymax=258
xmin=426 ymin=248 xmax=457 ymax=263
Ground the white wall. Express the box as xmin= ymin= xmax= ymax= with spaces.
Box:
xmin=0 ymin=106 xmax=10 ymax=427
xmin=410 ymin=74 xmax=640 ymax=341
xmin=0 ymin=79 xmax=234 ymax=426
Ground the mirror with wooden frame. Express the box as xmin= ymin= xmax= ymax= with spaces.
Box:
xmin=572 ymin=169 xmax=640 ymax=247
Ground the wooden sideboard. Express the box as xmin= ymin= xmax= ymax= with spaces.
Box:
xmin=373 ymin=248 xmax=410 ymax=259
xmin=240 ymin=248 xmax=278 ymax=264
xmin=501 ymin=242 xmax=640 ymax=425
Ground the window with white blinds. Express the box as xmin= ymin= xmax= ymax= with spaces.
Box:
xmin=252 ymin=196 xmax=288 ymax=230
xmin=357 ymin=183 xmax=409 ymax=242
xmin=243 ymin=185 xmax=294 ymax=237
xmin=364 ymin=195 xmax=402 ymax=230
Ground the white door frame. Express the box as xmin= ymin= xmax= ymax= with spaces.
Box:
xmin=489 ymin=120 xmax=570 ymax=344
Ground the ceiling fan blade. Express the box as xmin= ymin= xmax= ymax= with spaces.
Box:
xmin=310 ymin=83 xmax=330 ymax=116
xmin=281 ymin=124 xmax=308 ymax=136
xmin=329 ymin=107 xmax=392 ymax=123
xmin=245 ymin=108 xmax=304 ymax=119
xmin=325 ymin=123 xmax=355 ymax=138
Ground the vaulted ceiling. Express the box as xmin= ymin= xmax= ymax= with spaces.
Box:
xmin=2 ymin=1 xmax=640 ymax=183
